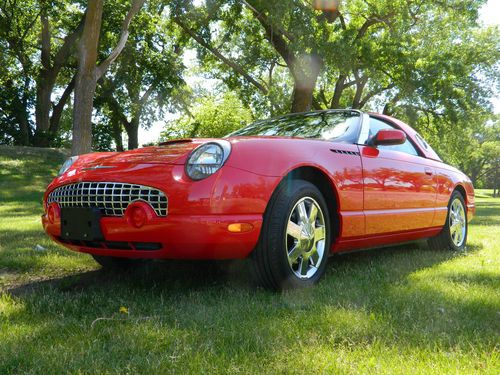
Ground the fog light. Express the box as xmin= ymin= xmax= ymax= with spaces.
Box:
xmin=130 ymin=206 xmax=147 ymax=228
xmin=227 ymin=223 xmax=254 ymax=233
xmin=125 ymin=202 xmax=154 ymax=229
xmin=47 ymin=203 xmax=60 ymax=224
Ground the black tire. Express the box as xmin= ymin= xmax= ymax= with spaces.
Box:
xmin=251 ymin=179 xmax=332 ymax=290
xmin=428 ymin=191 xmax=468 ymax=251
xmin=91 ymin=254 xmax=142 ymax=269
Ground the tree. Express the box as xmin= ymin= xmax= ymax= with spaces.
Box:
xmin=0 ymin=0 xmax=84 ymax=147
xmin=176 ymin=0 xmax=498 ymax=122
xmin=95 ymin=1 xmax=185 ymax=150
xmin=161 ymin=91 xmax=253 ymax=139
xmin=72 ymin=0 xmax=145 ymax=155
xmin=457 ymin=119 xmax=499 ymax=187
xmin=34 ymin=1 xmax=84 ymax=146
xmin=0 ymin=0 xmax=39 ymax=145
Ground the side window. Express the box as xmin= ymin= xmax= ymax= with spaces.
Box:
xmin=367 ymin=118 xmax=419 ymax=156
xmin=322 ymin=113 xmax=360 ymax=142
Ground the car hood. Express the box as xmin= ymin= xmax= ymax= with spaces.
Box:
xmin=81 ymin=136 xmax=307 ymax=165
xmin=82 ymin=139 xmax=207 ymax=166
xmin=79 ymin=135 xmax=330 ymax=168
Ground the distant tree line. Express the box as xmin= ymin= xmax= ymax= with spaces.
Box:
xmin=0 ymin=0 xmax=498 ymax=189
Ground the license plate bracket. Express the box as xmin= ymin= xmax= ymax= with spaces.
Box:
xmin=61 ymin=207 xmax=104 ymax=241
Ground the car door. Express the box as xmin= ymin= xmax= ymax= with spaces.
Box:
xmin=359 ymin=117 xmax=437 ymax=235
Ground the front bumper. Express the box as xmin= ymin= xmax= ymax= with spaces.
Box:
xmin=42 ymin=212 xmax=262 ymax=259
xmin=42 ymin=162 xmax=280 ymax=260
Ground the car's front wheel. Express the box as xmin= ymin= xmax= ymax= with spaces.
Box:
xmin=428 ymin=191 xmax=468 ymax=251
xmin=252 ymin=180 xmax=331 ymax=290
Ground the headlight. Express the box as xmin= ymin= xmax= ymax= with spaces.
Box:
xmin=58 ymin=156 xmax=78 ymax=176
xmin=186 ymin=141 xmax=231 ymax=180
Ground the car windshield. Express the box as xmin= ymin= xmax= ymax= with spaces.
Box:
xmin=227 ymin=111 xmax=361 ymax=141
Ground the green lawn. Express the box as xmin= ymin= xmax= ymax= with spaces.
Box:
xmin=0 ymin=146 xmax=498 ymax=374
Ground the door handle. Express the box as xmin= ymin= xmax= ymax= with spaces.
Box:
xmin=425 ymin=168 xmax=434 ymax=176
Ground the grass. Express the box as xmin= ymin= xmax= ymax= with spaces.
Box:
xmin=0 ymin=145 xmax=498 ymax=374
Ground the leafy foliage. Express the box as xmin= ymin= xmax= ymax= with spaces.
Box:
xmin=95 ymin=0 xmax=187 ymax=150
xmin=162 ymin=91 xmax=253 ymax=139
xmin=0 ymin=0 xmax=498 ymax=185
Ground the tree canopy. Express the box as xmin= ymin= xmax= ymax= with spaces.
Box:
xmin=0 ymin=0 xmax=498 ymax=187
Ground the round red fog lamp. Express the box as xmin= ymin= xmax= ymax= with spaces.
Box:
xmin=47 ymin=203 xmax=60 ymax=224
xmin=130 ymin=206 xmax=147 ymax=228
xmin=125 ymin=202 xmax=153 ymax=228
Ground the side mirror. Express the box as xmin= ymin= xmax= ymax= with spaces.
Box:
xmin=369 ymin=129 xmax=406 ymax=147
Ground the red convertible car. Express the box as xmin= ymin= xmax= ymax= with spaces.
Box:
xmin=42 ymin=110 xmax=474 ymax=289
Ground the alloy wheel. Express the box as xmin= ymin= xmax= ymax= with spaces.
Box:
xmin=449 ymin=198 xmax=466 ymax=247
xmin=285 ymin=197 xmax=327 ymax=279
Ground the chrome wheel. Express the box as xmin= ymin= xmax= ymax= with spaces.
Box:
xmin=286 ymin=197 xmax=326 ymax=279
xmin=449 ymin=198 xmax=466 ymax=247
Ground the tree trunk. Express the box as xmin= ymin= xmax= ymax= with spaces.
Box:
xmin=71 ymin=0 xmax=103 ymax=155
xmin=291 ymin=83 xmax=316 ymax=112
xmin=494 ymin=162 xmax=499 ymax=197
xmin=11 ymin=77 xmax=32 ymax=145
xmin=126 ymin=118 xmax=139 ymax=150
xmin=330 ymin=75 xmax=346 ymax=108
xmin=33 ymin=6 xmax=52 ymax=146
xmin=352 ymin=77 xmax=368 ymax=108
xmin=71 ymin=0 xmax=144 ymax=155
xmin=290 ymin=54 xmax=323 ymax=113
xmin=49 ymin=77 xmax=76 ymax=136
xmin=34 ymin=73 xmax=56 ymax=146
xmin=111 ymin=120 xmax=124 ymax=152
xmin=13 ymin=95 xmax=32 ymax=146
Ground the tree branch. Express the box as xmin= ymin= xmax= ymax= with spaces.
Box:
xmin=330 ymin=74 xmax=346 ymax=108
xmin=352 ymin=75 xmax=369 ymax=108
xmin=40 ymin=7 xmax=51 ymax=70
xmin=173 ymin=17 xmax=269 ymax=94
xmin=139 ymin=83 xmax=157 ymax=106
xmin=242 ymin=0 xmax=298 ymax=77
xmin=312 ymin=96 xmax=323 ymax=110
xmin=49 ymin=75 xmax=76 ymax=134
xmin=383 ymin=92 xmax=400 ymax=115
xmin=52 ymin=13 xmax=86 ymax=72
xmin=96 ymin=0 xmax=146 ymax=79
xmin=359 ymin=82 xmax=396 ymax=108
xmin=354 ymin=14 xmax=393 ymax=41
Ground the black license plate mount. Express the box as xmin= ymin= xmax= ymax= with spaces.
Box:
xmin=60 ymin=207 xmax=104 ymax=241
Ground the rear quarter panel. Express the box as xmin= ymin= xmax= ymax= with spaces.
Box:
xmin=425 ymin=159 xmax=475 ymax=225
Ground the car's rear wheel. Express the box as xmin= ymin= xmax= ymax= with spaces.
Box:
xmin=91 ymin=255 xmax=142 ymax=269
xmin=252 ymin=179 xmax=331 ymax=290
xmin=428 ymin=191 xmax=467 ymax=251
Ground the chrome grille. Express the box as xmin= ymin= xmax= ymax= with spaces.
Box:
xmin=47 ymin=182 xmax=168 ymax=217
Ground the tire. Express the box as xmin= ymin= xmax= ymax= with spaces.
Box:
xmin=252 ymin=179 xmax=332 ymax=290
xmin=428 ymin=191 xmax=468 ymax=251
xmin=91 ymin=254 xmax=142 ymax=269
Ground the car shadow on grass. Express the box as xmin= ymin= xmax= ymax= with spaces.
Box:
xmin=6 ymin=239 xmax=484 ymax=296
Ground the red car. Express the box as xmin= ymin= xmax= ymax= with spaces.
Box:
xmin=42 ymin=110 xmax=474 ymax=289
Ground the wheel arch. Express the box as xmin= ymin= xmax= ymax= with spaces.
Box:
xmin=265 ymin=166 xmax=341 ymax=242
xmin=454 ymin=184 xmax=467 ymax=205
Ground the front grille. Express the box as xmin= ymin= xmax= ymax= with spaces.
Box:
xmin=47 ymin=181 xmax=168 ymax=217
